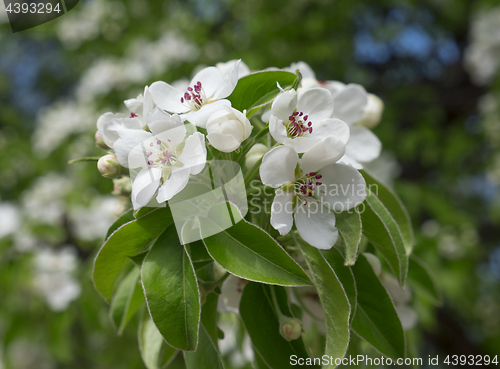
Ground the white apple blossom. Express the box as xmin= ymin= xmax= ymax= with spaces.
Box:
xmin=216 ymin=59 xmax=251 ymax=79
xmin=269 ymin=88 xmax=350 ymax=153
xmin=113 ymin=109 xmax=207 ymax=209
xmin=259 ymin=142 xmax=366 ymax=249
xmin=123 ymin=85 xmax=154 ymax=123
xmin=149 ymin=62 xmax=240 ymax=127
xmin=0 ymin=202 xmax=20 ymax=239
xmin=96 ymin=112 xmax=144 ymax=149
xmin=290 ymin=61 xmax=382 ymax=168
xmin=206 ymin=106 xmax=252 ymax=152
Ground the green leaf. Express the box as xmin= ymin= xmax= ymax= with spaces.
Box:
xmin=407 ymin=255 xmax=443 ymax=305
xmin=184 ymin=325 xmax=224 ymax=369
xmin=200 ymin=292 xmax=219 ymax=343
xmin=142 ymin=226 xmax=201 ymax=351
xmin=200 ymin=208 xmax=311 ymax=286
xmin=139 ymin=312 xmax=178 ymax=369
xmin=335 ymin=210 xmax=362 ymax=265
xmin=188 ymin=239 xmax=212 ymax=263
xmin=350 ymin=254 xmax=405 ymax=359
xmin=361 ymin=191 xmax=408 ymax=286
xmin=321 ymin=247 xmax=357 ymax=323
xmin=227 ymin=71 xmax=296 ymax=113
xmin=361 ymin=169 xmax=414 ymax=255
xmin=240 ymin=283 xmax=315 ymax=369
xmin=93 ymin=207 xmax=173 ymax=302
xmin=109 ymin=267 xmax=144 ymax=335
xmin=297 ymin=240 xmax=351 ymax=368
xmin=105 ymin=208 xmax=134 ymax=240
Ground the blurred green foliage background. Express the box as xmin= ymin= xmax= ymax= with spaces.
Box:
xmin=1 ymin=0 xmax=499 ymax=367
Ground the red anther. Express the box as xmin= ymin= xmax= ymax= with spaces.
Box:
xmin=303 ymin=115 xmax=308 ymax=120
xmin=299 ymin=112 xmax=303 ymax=116
xmin=315 ymin=174 xmax=322 ymax=179
xmin=180 ymin=98 xmax=184 ymax=103
xmin=309 ymin=172 xmax=316 ymax=176
xmin=308 ymin=193 xmax=312 ymax=197
xmin=197 ymin=81 xmax=201 ymax=87
xmin=130 ymin=112 xmax=138 ymax=118
xmin=316 ymin=182 xmax=322 ymax=186
xmin=187 ymin=87 xmax=193 ymax=91
xmin=293 ymin=112 xmax=299 ymax=116
xmin=147 ymin=160 xmax=153 ymax=165
xmin=147 ymin=152 xmax=152 ymax=157
xmin=157 ymin=140 xmax=161 ymax=145
xmin=308 ymin=127 xmax=313 ymax=133
xmin=308 ymin=122 xmax=312 ymax=127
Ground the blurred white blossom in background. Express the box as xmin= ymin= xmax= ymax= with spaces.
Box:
xmin=464 ymin=6 xmax=500 ymax=85
xmin=33 ymin=246 xmax=82 ymax=312
xmin=0 ymin=202 xmax=20 ymax=239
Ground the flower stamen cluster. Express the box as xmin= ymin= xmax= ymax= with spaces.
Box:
xmin=180 ymin=81 xmax=206 ymax=111
xmin=285 ymin=111 xmax=312 ymax=138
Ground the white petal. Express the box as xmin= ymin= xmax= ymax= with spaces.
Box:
xmin=297 ymin=88 xmax=334 ymax=121
xmin=271 ymin=90 xmax=297 ymax=123
xmin=299 ymin=136 xmax=345 ymax=173
xmin=123 ymin=95 xmax=143 ymax=114
xmin=214 ymin=60 xmax=240 ymax=99
xmin=338 ymin=154 xmax=363 ymax=169
xmin=191 ymin=66 xmax=224 ymax=100
xmin=311 ymin=118 xmax=350 ymax=145
xmin=149 ymin=81 xmax=189 ymax=113
xmin=143 ymin=85 xmax=154 ymax=118
xmin=316 ymin=163 xmax=367 ymax=211
xmin=332 ymin=84 xmax=368 ymax=124
xmin=182 ymin=99 xmax=231 ymax=128
xmin=114 ymin=129 xmax=152 ymax=167
xmin=290 ymin=136 xmax=322 ymax=153
xmin=177 ymin=132 xmax=207 ymax=175
xmin=157 ymin=170 xmax=191 ymax=203
xmin=259 ymin=146 xmax=298 ymax=188
xmin=131 ymin=167 xmax=162 ymax=210
xmin=270 ymin=190 xmax=294 ymax=236
xmin=269 ymin=115 xmax=290 ymax=145
xmin=294 ymin=204 xmax=338 ymax=249
xmin=147 ymin=108 xmax=184 ymax=136
xmin=216 ymin=59 xmax=251 ymax=79
xmin=207 ymin=132 xmax=241 ymax=153
xmin=288 ymin=61 xmax=316 ymax=79
xmin=345 ymin=125 xmax=381 ymax=163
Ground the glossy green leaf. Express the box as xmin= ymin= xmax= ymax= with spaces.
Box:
xmin=407 ymin=255 xmax=443 ymax=305
xmin=109 ymin=266 xmax=144 ymax=335
xmin=361 ymin=192 xmax=408 ymax=286
xmin=335 ymin=210 xmax=362 ymax=265
xmin=184 ymin=325 xmax=224 ymax=369
xmin=142 ymin=226 xmax=200 ymax=351
xmin=105 ymin=208 xmax=134 ymax=240
xmin=361 ymin=169 xmax=414 ymax=255
xmin=298 ymin=241 xmax=351 ymax=368
xmin=93 ymin=207 xmax=173 ymax=302
xmin=227 ymin=71 xmax=296 ymax=113
xmin=350 ymin=254 xmax=405 ymax=359
xmin=201 ymin=292 xmax=219 ymax=343
xmin=322 ymin=247 xmax=357 ymax=323
xmin=188 ymin=239 xmax=212 ymax=263
xmin=240 ymin=283 xmax=315 ymax=369
xmin=201 ymin=211 xmax=311 ymax=286
xmin=139 ymin=312 xmax=178 ymax=369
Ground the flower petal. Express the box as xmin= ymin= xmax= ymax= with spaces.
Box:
xmin=297 ymin=88 xmax=334 ymax=122
xmin=182 ymin=99 xmax=231 ymax=128
xmin=269 ymin=115 xmax=290 ymax=145
xmin=338 ymin=154 xmax=363 ymax=169
xmin=114 ymin=129 xmax=153 ymax=167
xmin=290 ymin=136 xmax=322 ymax=153
xmin=177 ymin=132 xmax=207 ymax=175
xmin=316 ymin=163 xmax=366 ymax=211
xmin=271 ymin=90 xmax=297 ymax=123
xmin=270 ymin=190 xmax=294 ymax=236
xmin=294 ymin=204 xmax=338 ymax=249
xmin=190 ymin=66 xmax=224 ymax=100
xmin=149 ymin=81 xmax=189 ymax=113
xmin=213 ymin=60 xmax=240 ymax=99
xmin=311 ymin=118 xmax=350 ymax=145
xmin=131 ymin=167 xmax=162 ymax=210
xmin=156 ymin=169 xmax=191 ymax=203
xmin=207 ymin=132 xmax=241 ymax=153
xmin=147 ymin=108 xmax=184 ymax=136
xmin=345 ymin=125 xmax=381 ymax=163
xmin=299 ymin=136 xmax=345 ymax=173
xmin=143 ymin=85 xmax=155 ymax=118
xmin=332 ymin=84 xmax=368 ymax=124
xmin=259 ymin=145 xmax=298 ymax=188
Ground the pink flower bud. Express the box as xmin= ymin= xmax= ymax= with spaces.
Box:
xmin=97 ymin=154 xmax=122 ymax=179
xmin=279 ymin=317 xmax=302 ymax=341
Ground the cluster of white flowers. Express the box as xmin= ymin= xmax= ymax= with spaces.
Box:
xmin=33 ymin=246 xmax=82 ymax=312
xmin=96 ymin=60 xmax=384 ymax=250
xmin=464 ymin=6 xmax=500 ymax=85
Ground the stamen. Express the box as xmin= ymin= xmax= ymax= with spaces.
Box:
xmin=130 ymin=112 xmax=138 ymax=118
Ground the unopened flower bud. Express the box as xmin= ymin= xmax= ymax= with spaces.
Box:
xmin=245 ymin=143 xmax=268 ymax=171
xmin=206 ymin=106 xmax=252 ymax=152
xmin=357 ymin=93 xmax=384 ymax=129
xmin=279 ymin=317 xmax=302 ymax=341
xmin=112 ymin=176 xmax=132 ymax=196
xmin=97 ymin=154 xmax=123 ymax=179
xmin=95 ymin=131 xmax=109 ymax=149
